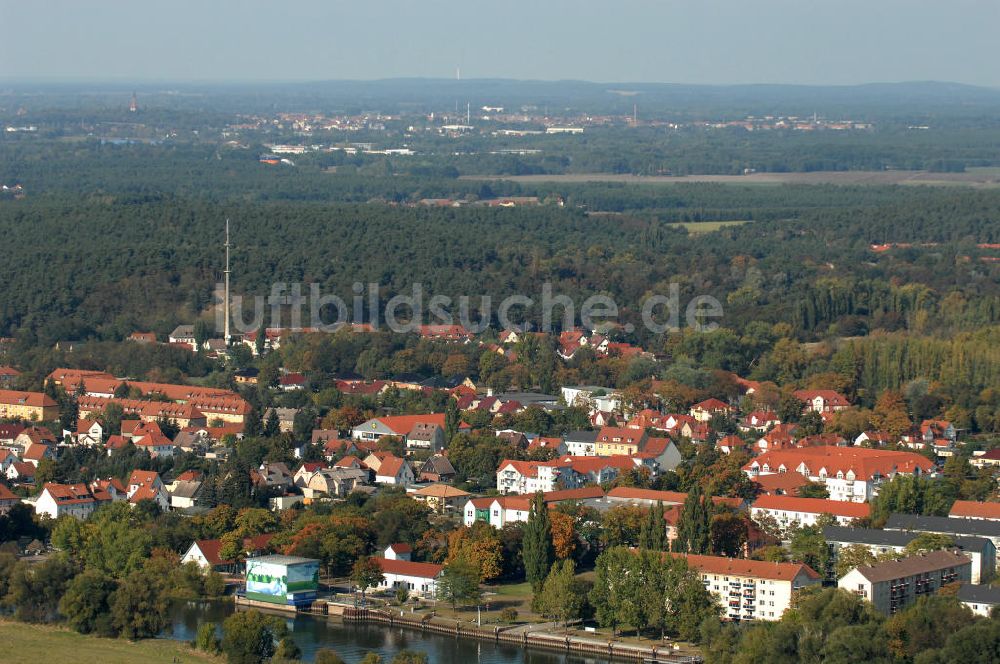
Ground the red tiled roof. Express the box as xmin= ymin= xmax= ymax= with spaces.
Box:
xmin=754 ymin=473 xmax=810 ymax=496
xmin=672 ymin=552 xmax=820 ymax=581
xmin=193 ymin=534 xmax=274 ymax=566
xmin=949 ymin=500 xmax=1000 ymax=520
xmin=0 ymin=389 xmax=57 ymax=408
xmin=376 ymin=557 xmax=444 ymax=579
xmin=744 ymin=446 xmax=934 ymax=481
xmin=692 ymin=398 xmax=730 ymax=412
xmin=375 ymin=413 xmax=447 ymax=436
xmin=752 ymin=494 xmax=871 ymax=519
xmin=793 ymin=390 xmax=850 ymax=407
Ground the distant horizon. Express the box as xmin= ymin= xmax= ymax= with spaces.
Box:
xmin=0 ymin=77 xmax=997 ymax=91
xmin=2 ymin=1 xmax=998 ymax=87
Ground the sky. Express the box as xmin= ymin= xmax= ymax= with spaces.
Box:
xmin=2 ymin=0 xmax=998 ymax=87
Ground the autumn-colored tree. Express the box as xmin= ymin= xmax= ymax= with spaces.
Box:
xmin=445 ymin=525 xmax=503 ymax=582
xmin=549 ymin=510 xmax=577 ymax=560
xmin=321 ymin=405 xmax=366 ymax=431
xmin=872 ymin=389 xmax=912 ymax=437
xmin=441 ymin=353 xmax=471 ymax=377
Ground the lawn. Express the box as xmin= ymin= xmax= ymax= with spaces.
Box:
xmin=0 ymin=621 xmax=220 ymax=664
xmin=669 ymin=220 xmax=750 ymax=234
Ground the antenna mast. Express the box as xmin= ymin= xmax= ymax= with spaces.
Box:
xmin=224 ymin=219 xmax=231 ymax=345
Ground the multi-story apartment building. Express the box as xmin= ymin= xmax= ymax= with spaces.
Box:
xmin=824 ymin=525 xmax=994 ymax=584
xmin=678 ymin=554 xmax=821 ymax=622
xmin=838 ymin=549 xmax=971 ymax=615
xmin=0 ymin=390 xmax=58 ymax=422
xmin=743 ymin=446 xmax=935 ymax=502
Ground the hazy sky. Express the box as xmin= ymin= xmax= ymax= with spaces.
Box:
xmin=2 ymin=0 xmax=998 ymax=86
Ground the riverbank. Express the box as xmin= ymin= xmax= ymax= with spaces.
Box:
xmin=0 ymin=620 xmax=221 ymax=664
xmin=235 ymin=598 xmax=701 ymax=663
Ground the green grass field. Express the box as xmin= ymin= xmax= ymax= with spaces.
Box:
xmin=670 ymin=220 xmax=750 ymax=233
xmin=0 ymin=621 xmax=220 ymax=664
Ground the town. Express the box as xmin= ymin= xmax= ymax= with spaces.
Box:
xmin=1 ymin=307 xmax=999 ymax=661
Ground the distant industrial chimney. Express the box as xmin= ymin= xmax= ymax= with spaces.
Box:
xmin=224 ymin=219 xmax=231 ymax=344
xmin=129 ymin=91 xmax=138 ymax=113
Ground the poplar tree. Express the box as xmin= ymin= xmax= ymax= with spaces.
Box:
xmin=522 ymin=492 xmax=554 ymax=590
xmin=673 ymin=485 xmax=711 ymax=554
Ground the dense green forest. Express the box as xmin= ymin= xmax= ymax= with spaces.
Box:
xmin=1 ymin=141 xmax=998 ymax=345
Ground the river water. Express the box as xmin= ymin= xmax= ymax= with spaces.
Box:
xmin=165 ymin=600 xmax=615 ymax=664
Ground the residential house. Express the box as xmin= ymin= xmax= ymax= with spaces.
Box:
xmin=278 ymin=373 xmax=306 ymax=391
xmin=258 ymin=462 xmax=295 ymax=491
xmin=690 ymin=398 xmax=733 ymax=423
xmin=950 ymin=501 xmax=1000 ymax=522
xmin=0 ymin=423 xmax=26 ymax=445
xmin=6 ymin=462 xmax=35 ymax=484
xmin=22 ymin=442 xmax=57 ymax=467
xmin=885 ymin=514 xmax=1000 ymax=561
xmin=368 ymin=454 xmax=414 ymax=486
xmin=384 ymin=543 xmax=412 ymax=561
xmin=411 ymin=483 xmax=470 ymax=512
xmin=75 ymin=419 xmax=104 ymax=446
xmin=824 ymin=525 xmax=994 ymax=584
xmin=678 ymin=553 xmax=821 ymax=622
xmin=594 ymin=426 xmax=647 ymax=456
xmin=302 ymin=468 xmax=367 ymax=498
xmin=0 ymin=389 xmax=59 ymax=421
xmin=838 ymin=550 xmax=971 ymax=615
xmin=418 ymin=454 xmax=456 ymax=483
xmin=374 ymin=557 xmax=443 ymax=597
xmin=743 ymin=446 xmax=935 ymax=503
xmin=750 ymin=495 xmax=871 ymax=529
xmin=0 ymin=366 xmax=20 ymax=389
xmin=563 ymin=430 xmax=598 ymax=457
xmin=133 ymin=429 xmax=176 ymax=458
xmin=168 ymin=479 xmax=203 ymax=510
xmin=958 ymin=584 xmax=1000 ymax=618
xmin=405 ymin=423 xmax=445 ymax=454
xmin=740 ymin=411 xmax=781 ymax=433
xmin=181 ymin=534 xmax=274 ymax=573
xmin=793 ymin=390 xmax=850 ymax=415
xmin=168 ymin=325 xmax=197 ymax=349
xmin=34 ymin=482 xmax=106 ymax=519
xmin=0 ymin=483 xmax=19 ymax=514
xmin=127 ymin=470 xmax=170 ymax=511
xmin=463 ymin=487 xmax=605 ymax=529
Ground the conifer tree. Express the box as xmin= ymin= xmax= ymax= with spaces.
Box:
xmin=522 ymin=492 xmax=554 ymax=590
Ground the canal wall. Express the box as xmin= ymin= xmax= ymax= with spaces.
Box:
xmin=328 ymin=604 xmax=701 ymax=663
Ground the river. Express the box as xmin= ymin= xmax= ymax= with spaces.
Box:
xmin=165 ymin=600 xmax=615 ymax=664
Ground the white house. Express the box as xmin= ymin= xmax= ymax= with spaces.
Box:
xmin=679 ymin=553 xmax=821 ymax=622
xmin=374 ymin=557 xmax=443 ymax=597
xmin=74 ymin=419 xmax=104 ymax=446
xmin=563 ymin=431 xmax=598 ymax=457
xmin=366 ymin=454 xmax=414 ymax=486
xmin=958 ymin=584 xmax=1000 ymax=617
xmin=34 ymin=482 xmax=103 ymax=519
xmin=127 ymin=470 xmax=170 ymax=511
xmin=751 ymin=495 xmax=870 ymax=530
xmin=743 ymin=446 xmax=936 ymax=503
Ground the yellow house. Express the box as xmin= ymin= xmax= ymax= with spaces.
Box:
xmin=0 ymin=390 xmax=59 ymax=422
xmin=594 ymin=426 xmax=647 ymax=456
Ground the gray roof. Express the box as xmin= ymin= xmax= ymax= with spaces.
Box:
xmin=824 ymin=525 xmax=994 ymax=555
xmin=564 ymin=430 xmax=598 ymax=443
xmin=958 ymin=584 xmax=1000 ymax=605
xmin=852 ymin=549 xmax=971 ymax=583
xmin=247 ymin=554 xmax=318 ymax=566
xmin=885 ymin=514 xmax=1000 ymax=538
xmin=169 ymin=480 xmax=203 ymax=499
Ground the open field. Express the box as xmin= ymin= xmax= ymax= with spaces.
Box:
xmin=463 ymin=167 xmax=1000 ymax=187
xmin=670 ymin=220 xmax=750 ymax=233
xmin=0 ymin=621 xmax=220 ymax=664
